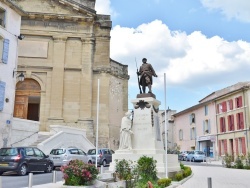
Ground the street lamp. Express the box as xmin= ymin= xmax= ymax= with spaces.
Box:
xmin=13 ymin=70 xmax=25 ymax=82
xmin=18 ymin=72 xmax=25 ymax=82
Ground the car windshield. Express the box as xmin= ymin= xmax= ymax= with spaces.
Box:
xmin=87 ymin=149 xmax=100 ymax=155
xmin=50 ymin=149 xmax=65 ymax=155
xmin=196 ymin=151 xmax=205 ymax=155
xmin=0 ymin=148 xmax=18 ymax=156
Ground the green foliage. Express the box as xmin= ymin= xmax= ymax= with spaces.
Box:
xmin=224 ymin=153 xmax=233 ymax=168
xmin=183 ymin=166 xmax=192 ymax=178
xmin=180 ymin=162 xmax=184 ymax=170
xmin=137 ymin=155 xmax=158 ymax=182
xmin=115 ymin=159 xmax=133 ymax=181
xmin=174 ymin=172 xmax=183 ymax=181
xmin=157 ymin=178 xmax=172 ymax=187
xmin=235 ymin=156 xmax=244 ymax=169
xmin=60 ymin=159 xmax=99 ymax=186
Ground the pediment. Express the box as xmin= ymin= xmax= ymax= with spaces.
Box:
xmin=10 ymin=0 xmax=96 ymax=18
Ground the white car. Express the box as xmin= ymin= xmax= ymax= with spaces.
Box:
xmin=49 ymin=148 xmax=92 ymax=168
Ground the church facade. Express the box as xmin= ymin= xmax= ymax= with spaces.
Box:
xmin=11 ymin=0 xmax=129 ymax=149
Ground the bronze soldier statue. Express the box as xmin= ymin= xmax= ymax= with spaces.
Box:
xmin=137 ymin=58 xmax=157 ymax=93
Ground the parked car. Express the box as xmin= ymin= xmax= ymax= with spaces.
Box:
xmin=49 ymin=148 xmax=91 ymax=168
xmin=178 ymin=151 xmax=191 ymax=161
xmin=186 ymin=151 xmax=206 ymax=162
xmin=87 ymin=148 xmax=114 ymax=167
xmin=0 ymin=147 xmax=54 ymax=176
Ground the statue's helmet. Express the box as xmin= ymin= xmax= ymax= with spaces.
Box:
xmin=142 ymin=58 xmax=147 ymax=62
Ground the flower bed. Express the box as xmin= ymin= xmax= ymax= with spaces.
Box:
xmin=60 ymin=159 xmax=99 ymax=186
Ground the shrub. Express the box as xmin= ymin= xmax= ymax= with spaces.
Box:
xmin=157 ymin=178 xmax=172 ymax=187
xmin=180 ymin=162 xmax=184 ymax=170
xmin=235 ymin=157 xmax=244 ymax=169
xmin=137 ymin=155 xmax=158 ymax=182
xmin=60 ymin=159 xmax=99 ymax=186
xmin=115 ymin=159 xmax=133 ymax=181
xmin=175 ymin=172 xmax=183 ymax=181
xmin=224 ymin=153 xmax=233 ymax=168
xmin=183 ymin=166 xmax=192 ymax=177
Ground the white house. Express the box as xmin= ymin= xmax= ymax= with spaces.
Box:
xmin=0 ymin=1 xmax=23 ymax=147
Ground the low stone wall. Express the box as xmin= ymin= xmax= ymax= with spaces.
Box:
xmin=10 ymin=118 xmax=39 ymax=147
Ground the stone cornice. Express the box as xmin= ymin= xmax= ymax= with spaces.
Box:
xmin=93 ymin=67 xmax=130 ymax=80
xmin=4 ymin=0 xmax=27 ymax=16
xmin=9 ymin=0 xmax=97 ymax=21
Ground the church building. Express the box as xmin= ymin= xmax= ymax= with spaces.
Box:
xmin=11 ymin=0 xmax=129 ymax=149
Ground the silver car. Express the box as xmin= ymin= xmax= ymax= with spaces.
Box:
xmin=186 ymin=151 xmax=206 ymax=162
xmin=49 ymin=148 xmax=92 ymax=168
xmin=87 ymin=148 xmax=114 ymax=167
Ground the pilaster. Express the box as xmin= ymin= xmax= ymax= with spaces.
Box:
xmin=49 ymin=36 xmax=67 ymax=119
xmin=79 ymin=38 xmax=95 ymax=120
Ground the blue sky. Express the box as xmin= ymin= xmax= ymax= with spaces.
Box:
xmin=95 ymin=0 xmax=250 ymax=112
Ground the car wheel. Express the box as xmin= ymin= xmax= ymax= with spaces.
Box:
xmin=18 ymin=164 xmax=27 ymax=176
xmin=45 ymin=163 xmax=53 ymax=173
xmin=192 ymin=158 xmax=195 ymax=162
xmin=102 ymin=160 xmax=107 ymax=167
xmin=0 ymin=172 xmax=4 ymax=175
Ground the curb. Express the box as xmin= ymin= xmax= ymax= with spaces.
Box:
xmin=168 ymin=172 xmax=194 ymax=188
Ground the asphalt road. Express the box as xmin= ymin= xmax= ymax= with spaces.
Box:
xmin=1 ymin=170 xmax=63 ymax=188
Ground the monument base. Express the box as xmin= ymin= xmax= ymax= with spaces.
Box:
xmin=109 ymin=97 xmax=180 ymax=178
xmin=109 ymin=151 xmax=180 ymax=178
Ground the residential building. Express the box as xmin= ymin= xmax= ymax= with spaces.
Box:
xmin=200 ymin=82 xmax=250 ymax=159
xmin=7 ymin=0 xmax=129 ymax=149
xmin=174 ymin=82 xmax=250 ymax=160
xmin=0 ymin=1 xmax=22 ymax=147
xmin=174 ymin=100 xmax=217 ymax=158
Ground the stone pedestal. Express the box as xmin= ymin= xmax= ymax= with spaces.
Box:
xmin=109 ymin=97 xmax=180 ymax=177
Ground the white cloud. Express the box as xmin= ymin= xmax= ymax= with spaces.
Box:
xmin=95 ymin=0 xmax=117 ymax=17
xmin=200 ymin=0 xmax=250 ymax=23
xmin=110 ymin=20 xmax=250 ymax=91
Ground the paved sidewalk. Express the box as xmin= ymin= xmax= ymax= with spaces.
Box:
xmin=176 ymin=165 xmax=250 ymax=188
xmin=22 ymin=181 xmax=64 ymax=188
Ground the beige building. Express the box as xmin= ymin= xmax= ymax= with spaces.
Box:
xmin=11 ymin=0 xmax=129 ymax=149
xmin=174 ymin=82 xmax=250 ymax=160
xmin=174 ymin=100 xmax=217 ymax=159
xmin=200 ymin=82 xmax=250 ymax=159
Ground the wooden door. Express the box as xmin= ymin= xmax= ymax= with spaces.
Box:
xmin=14 ymin=95 xmax=28 ymax=119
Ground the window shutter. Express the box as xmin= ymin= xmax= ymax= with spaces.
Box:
xmin=218 ymin=140 xmax=221 ymax=156
xmin=242 ymin=137 xmax=246 ymax=155
xmin=190 ymin=128 xmax=192 ymax=140
xmin=235 ymin=138 xmax=238 ymax=156
xmin=224 ymin=139 xmax=227 ymax=154
xmin=236 ymin=113 xmax=240 ymax=130
xmin=240 ymin=112 xmax=244 ymax=129
xmin=231 ymin=115 xmax=235 ymax=131
xmin=2 ymin=39 xmax=9 ymax=64
xmin=0 ymin=81 xmax=6 ymax=111
xmin=203 ymin=120 xmax=205 ymax=134
xmin=217 ymin=104 xmax=219 ymax=114
xmin=239 ymin=96 xmax=243 ymax=107
xmin=220 ymin=118 xmax=223 ymax=133
xmin=230 ymin=99 xmax=233 ymax=110
xmin=227 ymin=116 xmax=231 ymax=131
xmin=208 ymin=120 xmax=211 ymax=133
xmin=194 ymin=128 xmax=196 ymax=139
xmin=189 ymin=114 xmax=192 ymax=124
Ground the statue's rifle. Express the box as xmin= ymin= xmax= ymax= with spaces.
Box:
xmin=135 ymin=58 xmax=142 ymax=94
